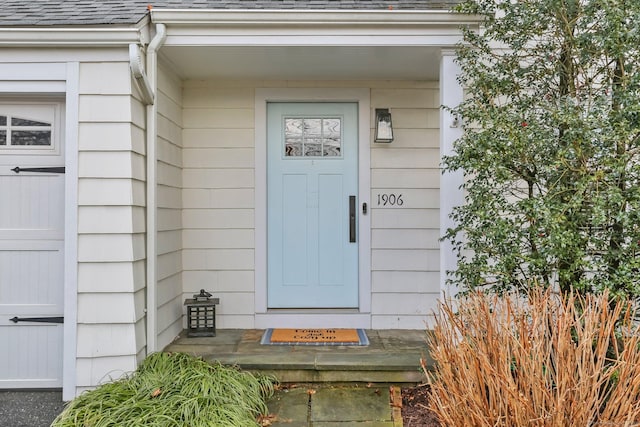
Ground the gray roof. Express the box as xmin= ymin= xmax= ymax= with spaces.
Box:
xmin=0 ymin=1 xmax=458 ymax=26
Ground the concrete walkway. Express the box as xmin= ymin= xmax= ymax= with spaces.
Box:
xmin=1 ymin=330 xmax=427 ymax=427
xmin=0 ymin=386 xmax=402 ymax=427
xmin=165 ymin=329 xmax=428 ymax=426
xmin=266 ymin=383 xmax=403 ymax=426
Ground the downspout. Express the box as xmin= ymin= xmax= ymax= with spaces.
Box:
xmin=144 ymin=23 xmax=166 ymax=354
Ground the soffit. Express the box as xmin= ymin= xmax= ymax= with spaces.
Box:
xmin=161 ymin=45 xmax=442 ymax=80
xmin=153 ymin=10 xmax=478 ymax=80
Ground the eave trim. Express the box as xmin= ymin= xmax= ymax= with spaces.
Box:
xmin=151 ymin=9 xmax=481 ymax=28
xmin=0 ymin=28 xmax=143 ymax=47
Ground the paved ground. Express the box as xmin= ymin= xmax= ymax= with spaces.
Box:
xmin=0 ymin=390 xmax=65 ymax=427
xmin=2 ymin=330 xmax=426 ymax=426
xmin=266 ymin=383 xmax=402 ymax=426
xmin=0 ymin=385 xmax=399 ymax=427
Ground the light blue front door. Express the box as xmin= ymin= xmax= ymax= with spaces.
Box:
xmin=267 ymin=102 xmax=359 ymax=308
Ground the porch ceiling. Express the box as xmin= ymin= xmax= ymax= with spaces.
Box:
xmin=160 ymin=45 xmax=442 ymax=80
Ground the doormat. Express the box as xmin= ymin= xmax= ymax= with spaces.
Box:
xmin=260 ymin=328 xmax=369 ymax=346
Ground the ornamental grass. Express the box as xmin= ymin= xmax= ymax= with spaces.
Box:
xmin=426 ymin=289 xmax=640 ymax=426
xmin=52 ymin=352 xmax=276 ymax=427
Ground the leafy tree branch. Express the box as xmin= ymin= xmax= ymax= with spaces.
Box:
xmin=445 ymin=0 xmax=640 ymax=297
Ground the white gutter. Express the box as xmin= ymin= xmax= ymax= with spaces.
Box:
xmin=145 ymin=23 xmax=166 ymax=355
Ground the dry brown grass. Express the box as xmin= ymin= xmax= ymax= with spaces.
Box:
xmin=426 ymin=289 xmax=640 ymax=426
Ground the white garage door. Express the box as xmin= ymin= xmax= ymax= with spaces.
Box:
xmin=0 ymin=102 xmax=65 ymax=388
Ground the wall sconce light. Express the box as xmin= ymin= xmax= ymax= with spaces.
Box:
xmin=374 ymin=108 xmax=394 ymax=143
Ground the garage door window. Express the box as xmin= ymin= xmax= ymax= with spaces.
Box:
xmin=0 ymin=114 xmax=52 ymax=146
xmin=0 ymin=103 xmax=60 ymax=157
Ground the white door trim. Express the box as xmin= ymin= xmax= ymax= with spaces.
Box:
xmin=0 ymin=62 xmax=78 ymax=399
xmin=439 ymin=51 xmax=464 ymax=298
xmin=63 ymin=62 xmax=79 ymax=401
xmin=254 ymin=88 xmax=371 ymax=328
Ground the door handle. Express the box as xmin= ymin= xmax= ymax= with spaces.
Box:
xmin=12 ymin=166 xmax=65 ymax=174
xmin=349 ymin=195 xmax=356 ymax=243
xmin=9 ymin=316 xmax=64 ymax=324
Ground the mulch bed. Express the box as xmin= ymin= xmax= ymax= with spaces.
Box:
xmin=401 ymin=384 xmax=441 ymax=427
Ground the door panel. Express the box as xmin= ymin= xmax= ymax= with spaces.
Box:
xmin=282 ymin=174 xmax=307 ymax=286
xmin=318 ymin=174 xmax=344 ymax=286
xmin=267 ymin=102 xmax=358 ymax=308
xmin=0 ymin=322 xmax=63 ymax=388
xmin=0 ymin=102 xmax=64 ymax=388
xmin=0 ymin=177 xmax=64 ymax=388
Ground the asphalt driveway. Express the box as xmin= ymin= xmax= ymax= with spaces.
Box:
xmin=0 ymin=390 xmax=65 ymax=427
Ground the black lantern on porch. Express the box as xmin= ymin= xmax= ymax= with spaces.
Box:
xmin=184 ymin=289 xmax=220 ymax=337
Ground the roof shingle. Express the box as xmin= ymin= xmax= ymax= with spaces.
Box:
xmin=0 ymin=0 xmax=458 ymax=26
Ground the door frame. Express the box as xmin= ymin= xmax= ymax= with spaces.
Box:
xmin=254 ymin=88 xmax=371 ymax=328
xmin=0 ymin=62 xmax=79 ymax=400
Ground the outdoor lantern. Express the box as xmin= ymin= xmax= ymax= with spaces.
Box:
xmin=184 ymin=289 xmax=219 ymax=337
xmin=374 ymin=108 xmax=394 ymax=143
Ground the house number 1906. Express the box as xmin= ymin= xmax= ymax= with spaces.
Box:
xmin=377 ymin=193 xmax=403 ymax=206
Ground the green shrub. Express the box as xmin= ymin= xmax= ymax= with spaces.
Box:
xmin=52 ymin=352 xmax=276 ymax=427
xmin=426 ymin=289 xmax=640 ymax=426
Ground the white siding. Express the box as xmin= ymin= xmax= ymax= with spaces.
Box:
xmin=370 ymin=83 xmax=440 ymax=328
xmin=156 ymin=64 xmax=184 ymax=350
xmin=181 ymin=80 xmax=441 ymax=329
xmin=76 ymin=355 xmax=137 ymax=386
xmin=76 ymin=61 xmax=146 ymax=393
xmin=181 ymin=82 xmax=256 ymax=328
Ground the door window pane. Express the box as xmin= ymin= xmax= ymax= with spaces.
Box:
xmin=304 ymin=119 xmax=322 ymax=140
xmin=11 ymin=117 xmax=49 ymax=127
xmin=304 ymin=143 xmax=322 ymax=156
xmin=0 ymin=130 xmax=5 ymax=145
xmin=284 ymin=117 xmax=342 ymax=158
xmin=11 ymin=130 xmax=51 ymax=146
xmin=323 ymin=118 xmax=341 ymax=157
xmin=0 ymin=116 xmax=6 ymax=126
xmin=285 ymin=140 xmax=302 ymax=156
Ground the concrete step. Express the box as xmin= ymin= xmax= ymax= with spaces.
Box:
xmin=164 ymin=329 xmax=432 ymax=384
xmin=202 ymin=351 xmax=427 ymax=383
